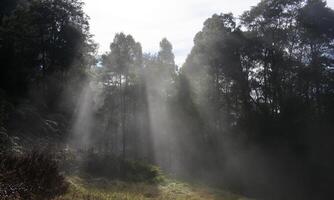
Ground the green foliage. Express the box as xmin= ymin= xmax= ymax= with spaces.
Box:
xmin=0 ymin=0 xmax=95 ymax=103
xmin=123 ymin=160 xmax=164 ymax=183
xmin=102 ymin=32 xmax=142 ymax=77
xmin=181 ymin=0 xmax=334 ymax=198
xmin=82 ymin=153 xmax=164 ymax=183
xmin=0 ymin=0 xmax=334 ymax=199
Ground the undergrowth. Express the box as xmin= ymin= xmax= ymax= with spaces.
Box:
xmin=53 ymin=176 xmax=244 ymax=200
xmin=0 ymin=151 xmax=68 ymax=200
xmin=81 ymin=152 xmax=164 ymax=183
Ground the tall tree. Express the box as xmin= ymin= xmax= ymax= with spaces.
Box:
xmin=0 ymin=0 xmax=95 ymax=105
xmin=101 ymin=33 xmax=142 ymax=159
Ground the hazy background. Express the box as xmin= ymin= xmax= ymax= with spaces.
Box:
xmin=83 ymin=0 xmax=260 ymax=65
xmin=83 ymin=0 xmax=334 ymax=66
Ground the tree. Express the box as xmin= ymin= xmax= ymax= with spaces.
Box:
xmin=158 ymin=38 xmax=175 ymax=67
xmin=101 ymin=33 xmax=142 ymax=159
xmin=0 ymin=0 xmax=95 ymax=107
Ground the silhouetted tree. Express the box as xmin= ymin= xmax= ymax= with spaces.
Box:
xmin=101 ymin=33 xmax=142 ymax=159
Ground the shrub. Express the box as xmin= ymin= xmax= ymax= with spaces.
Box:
xmin=123 ymin=160 xmax=163 ymax=183
xmin=82 ymin=153 xmax=164 ymax=183
xmin=0 ymin=151 xmax=68 ymax=200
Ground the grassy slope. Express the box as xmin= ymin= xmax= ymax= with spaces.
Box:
xmin=53 ymin=176 xmax=248 ymax=200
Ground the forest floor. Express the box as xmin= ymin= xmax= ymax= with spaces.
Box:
xmin=53 ymin=176 xmax=248 ymax=200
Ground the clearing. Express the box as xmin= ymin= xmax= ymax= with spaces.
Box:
xmin=54 ymin=176 xmax=250 ymax=200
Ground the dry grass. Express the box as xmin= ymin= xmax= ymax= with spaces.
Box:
xmin=53 ymin=176 xmax=247 ymax=200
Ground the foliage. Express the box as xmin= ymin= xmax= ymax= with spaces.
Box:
xmin=1 ymin=0 xmax=334 ymax=199
xmin=182 ymin=0 xmax=334 ymax=199
xmin=0 ymin=0 xmax=96 ymax=107
xmin=0 ymin=151 xmax=68 ymax=200
xmin=82 ymin=153 xmax=164 ymax=183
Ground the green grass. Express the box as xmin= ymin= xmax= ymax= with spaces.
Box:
xmin=52 ymin=176 xmax=247 ymax=200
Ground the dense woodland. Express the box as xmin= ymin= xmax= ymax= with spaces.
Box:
xmin=1 ymin=0 xmax=334 ymax=199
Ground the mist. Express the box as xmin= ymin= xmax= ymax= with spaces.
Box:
xmin=71 ymin=80 xmax=103 ymax=149
xmin=1 ymin=0 xmax=334 ymax=200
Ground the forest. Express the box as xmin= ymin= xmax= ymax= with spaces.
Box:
xmin=0 ymin=0 xmax=334 ymax=199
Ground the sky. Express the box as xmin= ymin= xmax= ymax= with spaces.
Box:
xmin=83 ymin=0 xmax=334 ymax=66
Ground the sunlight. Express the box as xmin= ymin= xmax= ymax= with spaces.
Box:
xmin=2 ymin=0 xmax=334 ymax=199
xmin=71 ymin=80 xmax=103 ymax=150
xmin=83 ymin=0 xmax=260 ymax=65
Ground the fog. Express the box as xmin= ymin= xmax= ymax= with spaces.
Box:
xmin=71 ymin=80 xmax=103 ymax=149
xmin=1 ymin=0 xmax=334 ymax=200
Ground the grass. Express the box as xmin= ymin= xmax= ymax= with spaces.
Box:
xmin=53 ymin=176 xmax=247 ymax=200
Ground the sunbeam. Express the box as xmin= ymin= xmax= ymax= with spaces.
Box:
xmin=1 ymin=0 xmax=334 ymax=200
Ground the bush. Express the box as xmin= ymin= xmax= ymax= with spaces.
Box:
xmin=123 ymin=160 xmax=163 ymax=182
xmin=0 ymin=151 xmax=68 ymax=200
xmin=82 ymin=153 xmax=164 ymax=183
